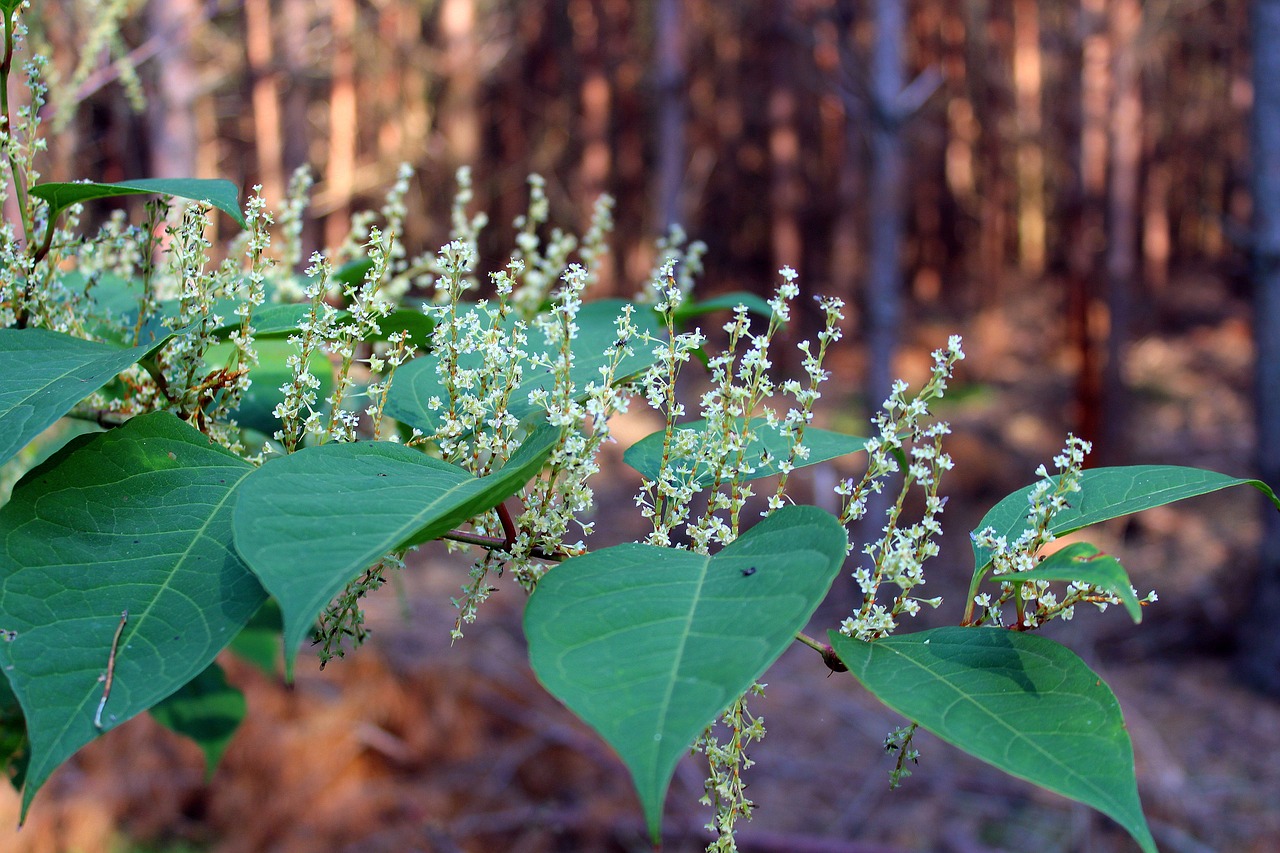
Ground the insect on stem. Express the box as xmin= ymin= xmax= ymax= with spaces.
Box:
xmin=94 ymin=609 xmax=128 ymax=731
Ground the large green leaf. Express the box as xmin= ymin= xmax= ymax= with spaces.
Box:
xmin=525 ymin=505 xmax=848 ymax=841
xmin=0 ymin=328 xmax=171 ymax=466
xmin=831 ymin=627 xmax=1155 ymax=853
xmin=30 ymin=179 xmax=245 ymax=228
xmin=149 ymin=661 xmax=245 ymax=780
xmin=0 ymin=412 xmax=266 ymax=815
xmin=623 ymin=416 xmax=869 ymax=489
xmin=233 ymin=425 xmax=561 ymax=676
xmin=1006 ymin=542 xmax=1143 ymax=623
xmin=972 ymin=465 xmax=1280 ymax=573
xmin=385 ymin=299 xmax=660 ymax=436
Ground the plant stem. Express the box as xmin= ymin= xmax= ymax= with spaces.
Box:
xmin=0 ymin=5 xmax=30 ymax=247
xmin=794 ymin=631 xmax=848 ymax=673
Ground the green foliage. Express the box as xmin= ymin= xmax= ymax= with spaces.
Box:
xmin=0 ymin=412 xmax=265 ymax=813
xmin=0 ymin=11 xmax=1271 ymax=849
xmin=385 ymin=298 xmax=660 ymax=436
xmin=526 ymin=505 xmax=847 ymax=839
xmin=831 ymin=627 xmax=1156 ymax=853
xmin=149 ymin=662 xmax=245 ymax=781
xmin=0 ymin=328 xmax=172 ymax=464
xmin=972 ymin=465 xmax=1280 ymax=574
xmin=29 ymin=179 xmax=246 ymax=229
xmin=233 ymin=424 xmax=560 ymax=675
xmin=624 ymin=415 xmax=869 ymax=488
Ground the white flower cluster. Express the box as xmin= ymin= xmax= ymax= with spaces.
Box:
xmin=968 ymin=435 xmax=1157 ymax=628
xmin=838 ymin=336 xmax=964 ymax=641
xmin=636 ymin=267 xmax=845 ymax=556
xmin=696 ymin=684 xmax=767 ymax=852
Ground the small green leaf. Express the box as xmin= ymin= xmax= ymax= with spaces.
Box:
xmin=1008 ymin=542 xmax=1143 ymax=623
xmin=0 ymin=1 xmax=24 ymax=17
xmin=623 ymin=416 xmax=869 ymax=489
xmin=385 ymin=299 xmax=660 ymax=436
xmin=203 ymin=339 xmax=332 ymax=437
xmin=30 ymin=179 xmax=245 ymax=228
xmin=369 ymin=309 xmax=434 ymax=347
xmin=0 ymin=412 xmax=266 ymax=815
xmin=831 ymin=627 xmax=1156 ymax=853
xmin=670 ymin=291 xmax=775 ymax=325
xmin=209 ymin=303 xmax=319 ymax=339
xmin=150 ymin=662 xmax=245 ymax=780
xmin=0 ymin=673 xmax=27 ymax=792
xmin=0 ymin=328 xmax=171 ymax=465
xmin=228 ymin=600 xmax=283 ymax=677
xmin=972 ymin=466 xmax=1280 ymax=573
xmin=525 ymin=505 xmax=848 ymax=841
xmin=233 ymin=425 xmax=561 ymax=676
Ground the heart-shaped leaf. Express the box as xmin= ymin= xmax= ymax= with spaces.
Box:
xmin=233 ymin=425 xmax=561 ymax=676
xmin=624 ymin=416 xmax=869 ymax=489
xmin=30 ymin=178 xmax=245 ymax=228
xmin=0 ymin=412 xmax=266 ymax=815
xmin=972 ymin=466 xmax=1280 ymax=574
xmin=0 ymin=328 xmax=171 ymax=465
xmin=831 ymin=627 xmax=1155 ymax=853
xmin=525 ymin=505 xmax=848 ymax=840
xmin=149 ymin=661 xmax=245 ymax=780
xmin=385 ymin=299 xmax=660 ymax=436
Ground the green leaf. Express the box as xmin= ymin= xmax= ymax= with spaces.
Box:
xmin=203 ymin=339 xmax=332 ymax=437
xmin=623 ymin=416 xmax=869 ymax=489
xmin=670 ymin=291 xmax=775 ymax=325
xmin=972 ymin=465 xmax=1280 ymax=573
xmin=831 ymin=627 xmax=1155 ymax=853
xmin=525 ymin=505 xmax=848 ymax=841
xmin=233 ymin=425 xmax=561 ymax=677
xmin=368 ymin=309 xmax=434 ymax=347
xmin=30 ymin=179 xmax=245 ymax=228
xmin=385 ymin=299 xmax=660 ymax=436
xmin=0 ymin=673 xmax=28 ymax=792
xmin=208 ymin=303 xmax=318 ymax=339
xmin=0 ymin=328 xmax=171 ymax=466
xmin=150 ymin=662 xmax=245 ymax=780
xmin=0 ymin=1 xmax=23 ymax=17
xmin=1008 ymin=542 xmax=1143 ymax=623
xmin=0 ymin=412 xmax=266 ymax=815
xmin=228 ymin=599 xmax=283 ymax=677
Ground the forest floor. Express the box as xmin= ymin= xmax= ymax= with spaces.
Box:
xmin=0 ymin=270 xmax=1277 ymax=853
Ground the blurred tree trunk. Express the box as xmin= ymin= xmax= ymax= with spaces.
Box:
xmin=244 ymin=0 xmax=284 ymax=203
xmin=768 ymin=0 xmax=803 ymax=277
xmin=440 ymin=0 xmax=480 ymax=166
xmin=571 ymin=0 xmax=610 ymax=230
xmin=828 ymin=0 xmax=862 ymax=315
xmin=653 ymin=0 xmax=686 ymax=235
xmin=281 ymin=0 xmax=313 ymax=181
xmin=1069 ymin=0 xmax=1109 ymax=456
xmin=865 ymin=0 xmax=907 ymax=412
xmin=1240 ymin=0 xmax=1280 ymax=697
xmin=1100 ymin=0 xmax=1142 ymax=465
xmin=324 ymin=0 xmax=358 ymax=248
xmin=146 ymin=0 xmax=201 ymax=179
xmin=1012 ymin=0 xmax=1045 ymax=275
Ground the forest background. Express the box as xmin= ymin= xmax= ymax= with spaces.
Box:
xmin=3 ymin=0 xmax=1279 ymax=851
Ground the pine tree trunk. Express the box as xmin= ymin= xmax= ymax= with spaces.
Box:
xmin=1239 ymin=0 xmax=1280 ymax=697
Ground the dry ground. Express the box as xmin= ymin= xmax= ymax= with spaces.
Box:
xmin=0 ymin=272 xmax=1275 ymax=853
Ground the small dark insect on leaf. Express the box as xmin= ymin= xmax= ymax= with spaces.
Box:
xmin=741 ymin=566 xmax=757 ymax=577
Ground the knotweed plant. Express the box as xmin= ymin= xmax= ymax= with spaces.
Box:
xmin=2 ymin=10 xmax=1274 ymax=853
